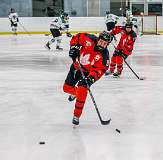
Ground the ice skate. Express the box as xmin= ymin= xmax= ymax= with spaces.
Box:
xmin=66 ymin=32 xmax=72 ymax=37
xmin=72 ymin=116 xmax=79 ymax=127
xmin=56 ymin=46 xmax=63 ymax=50
xmin=105 ymin=70 xmax=113 ymax=76
xmin=113 ymin=71 xmax=121 ymax=78
xmin=45 ymin=42 xmax=51 ymax=50
xmin=68 ymin=95 xmax=76 ymax=101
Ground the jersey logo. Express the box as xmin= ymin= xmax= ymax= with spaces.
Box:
xmin=95 ymin=55 xmax=100 ymax=61
xmin=97 ymin=70 xmax=102 ymax=75
xmin=121 ymin=31 xmax=125 ymax=35
xmin=54 ymin=19 xmax=58 ymax=22
xmin=80 ymin=54 xmax=90 ymax=65
xmin=123 ymin=39 xmax=126 ymax=45
xmin=91 ymin=59 xmax=95 ymax=65
xmin=128 ymin=36 xmax=131 ymax=40
xmin=86 ymin=41 xmax=91 ymax=46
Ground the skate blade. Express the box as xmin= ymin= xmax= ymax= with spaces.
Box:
xmin=113 ymin=75 xmax=120 ymax=78
xmin=73 ymin=124 xmax=79 ymax=129
xmin=44 ymin=45 xmax=50 ymax=50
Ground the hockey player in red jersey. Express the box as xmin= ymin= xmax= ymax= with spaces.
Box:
xmin=63 ymin=31 xmax=112 ymax=125
xmin=105 ymin=22 xmax=137 ymax=77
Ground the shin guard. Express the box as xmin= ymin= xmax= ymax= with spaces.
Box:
xmin=74 ymin=86 xmax=88 ymax=118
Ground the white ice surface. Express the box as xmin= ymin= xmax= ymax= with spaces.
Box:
xmin=0 ymin=34 xmax=163 ymax=160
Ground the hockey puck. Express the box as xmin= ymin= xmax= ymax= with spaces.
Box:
xmin=115 ymin=129 xmax=121 ymax=133
xmin=39 ymin=141 xmax=45 ymax=145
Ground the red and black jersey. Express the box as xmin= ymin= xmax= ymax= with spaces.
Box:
xmin=70 ymin=33 xmax=109 ymax=81
xmin=111 ymin=26 xmax=137 ymax=55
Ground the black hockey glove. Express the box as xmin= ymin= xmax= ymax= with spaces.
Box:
xmin=66 ymin=32 xmax=72 ymax=37
xmin=78 ymin=76 xmax=95 ymax=88
xmin=118 ymin=50 xmax=128 ymax=60
xmin=134 ymin=25 xmax=138 ymax=29
xmin=69 ymin=45 xmax=80 ymax=61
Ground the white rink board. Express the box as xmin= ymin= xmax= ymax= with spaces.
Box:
xmin=0 ymin=16 xmax=163 ymax=33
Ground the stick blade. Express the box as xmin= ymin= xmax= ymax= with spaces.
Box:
xmin=139 ymin=77 xmax=146 ymax=80
xmin=101 ymin=118 xmax=111 ymax=125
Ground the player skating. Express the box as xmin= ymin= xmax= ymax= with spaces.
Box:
xmin=8 ymin=8 xmax=19 ymax=35
xmin=63 ymin=31 xmax=112 ymax=126
xmin=125 ymin=7 xmax=133 ymax=23
xmin=105 ymin=11 xmax=119 ymax=32
xmin=45 ymin=13 xmax=69 ymax=50
xmin=105 ymin=22 xmax=137 ymax=77
xmin=120 ymin=7 xmax=132 ymax=28
xmin=61 ymin=12 xmax=72 ymax=37
xmin=130 ymin=16 xmax=142 ymax=36
xmin=124 ymin=7 xmax=142 ymax=37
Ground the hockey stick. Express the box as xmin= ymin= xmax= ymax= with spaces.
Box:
xmin=45 ymin=33 xmax=52 ymax=36
xmin=76 ymin=33 xmax=111 ymax=125
xmin=18 ymin=22 xmax=31 ymax=35
xmin=111 ymin=42 xmax=145 ymax=80
xmin=78 ymin=62 xmax=111 ymax=125
xmin=123 ymin=59 xmax=145 ymax=80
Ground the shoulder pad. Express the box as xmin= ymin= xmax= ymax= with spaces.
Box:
xmin=85 ymin=33 xmax=98 ymax=41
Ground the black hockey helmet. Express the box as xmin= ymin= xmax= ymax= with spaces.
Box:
xmin=10 ymin=8 xmax=15 ymax=12
xmin=125 ymin=6 xmax=130 ymax=10
xmin=106 ymin=11 xmax=110 ymax=15
xmin=95 ymin=31 xmax=112 ymax=51
xmin=62 ymin=12 xmax=68 ymax=17
xmin=98 ymin=31 xmax=112 ymax=43
xmin=125 ymin=22 xmax=133 ymax=28
xmin=60 ymin=12 xmax=69 ymax=23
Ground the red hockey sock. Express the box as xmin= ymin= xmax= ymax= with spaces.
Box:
xmin=110 ymin=56 xmax=116 ymax=72
xmin=117 ymin=56 xmax=123 ymax=73
xmin=74 ymin=86 xmax=88 ymax=118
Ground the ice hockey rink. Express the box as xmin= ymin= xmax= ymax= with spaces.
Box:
xmin=0 ymin=34 xmax=163 ymax=160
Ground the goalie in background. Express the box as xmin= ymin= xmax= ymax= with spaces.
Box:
xmin=8 ymin=8 xmax=19 ymax=35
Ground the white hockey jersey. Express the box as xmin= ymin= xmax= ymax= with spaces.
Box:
xmin=105 ymin=14 xmax=119 ymax=24
xmin=50 ymin=17 xmax=65 ymax=30
xmin=119 ymin=16 xmax=127 ymax=27
xmin=126 ymin=9 xmax=132 ymax=22
xmin=64 ymin=16 xmax=69 ymax=26
xmin=8 ymin=12 xmax=19 ymax=24
xmin=131 ymin=17 xmax=137 ymax=26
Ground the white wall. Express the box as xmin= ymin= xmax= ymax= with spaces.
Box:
xmin=0 ymin=17 xmax=106 ymax=33
xmin=0 ymin=16 xmax=163 ymax=33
